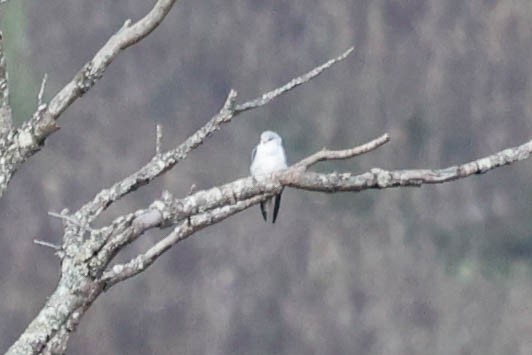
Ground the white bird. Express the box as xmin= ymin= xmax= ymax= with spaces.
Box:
xmin=250 ymin=130 xmax=288 ymax=223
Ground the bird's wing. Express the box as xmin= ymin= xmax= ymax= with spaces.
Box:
xmin=276 ymin=141 xmax=288 ymax=168
xmin=251 ymin=146 xmax=257 ymax=164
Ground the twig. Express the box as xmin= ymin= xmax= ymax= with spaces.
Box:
xmin=48 ymin=212 xmax=94 ymax=236
xmin=155 ymin=124 xmax=162 ymax=156
xmin=120 ymin=19 xmax=132 ymax=31
xmin=235 ymin=47 xmax=354 ymax=112
xmin=295 ymin=133 xmax=390 ymax=169
xmin=37 ymin=73 xmax=48 ymax=107
xmin=34 ymin=239 xmax=62 ymax=250
xmin=48 ymin=211 xmax=83 ymax=227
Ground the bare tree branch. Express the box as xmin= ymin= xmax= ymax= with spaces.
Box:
xmin=91 ymin=133 xmax=532 ymax=268
xmin=4 ymin=3 xmax=184 ymax=353
xmin=33 ymin=0 xmax=178 ymax=140
xmin=8 ymin=58 xmax=532 ymax=355
xmin=294 ymin=133 xmax=390 ymax=169
xmin=3 ymin=0 xmax=532 ymax=352
xmin=76 ymin=90 xmax=237 ymax=222
xmin=0 ymin=0 xmax=179 ymax=200
xmin=284 ymin=138 xmax=532 ymax=192
xmin=235 ymin=47 xmax=354 ymax=112
xmin=100 ymin=194 xmax=270 ymax=287
xmin=76 ymin=48 xmax=355 ymax=222
xmin=73 ymin=135 xmax=395 ymax=285
xmin=15 ymin=131 xmax=524 ymax=355
xmin=95 ymin=136 xmax=532 ymax=288
xmin=0 ymin=30 xmax=12 ymax=135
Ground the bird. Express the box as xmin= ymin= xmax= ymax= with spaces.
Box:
xmin=250 ymin=130 xmax=288 ymax=223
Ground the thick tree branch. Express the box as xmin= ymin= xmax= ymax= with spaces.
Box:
xmin=10 ymin=113 xmax=531 ymax=355
xmin=284 ymin=138 xmax=532 ymax=192
xmin=6 ymin=265 xmax=103 ymax=355
xmin=0 ymin=0 xmax=179 ymax=200
xmin=84 ymin=135 xmax=392 ymax=278
xmin=97 ymin=136 xmax=532 ymax=288
xmin=5 ymin=2 xmax=181 ymax=354
xmin=100 ymin=194 xmax=270 ymax=287
xmin=76 ymin=48 xmax=354 ymax=222
xmin=75 ymin=90 xmax=236 ymax=222
xmin=34 ymin=0 xmax=178 ymax=139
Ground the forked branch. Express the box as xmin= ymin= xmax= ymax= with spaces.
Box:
xmin=0 ymin=0 xmax=179 ymax=199
xmin=98 ymin=135 xmax=532 ymax=288
xmin=5 ymin=45 xmax=357 ymax=354
xmin=34 ymin=0 xmax=178 ymax=138
xmin=76 ymin=48 xmax=355 ymax=222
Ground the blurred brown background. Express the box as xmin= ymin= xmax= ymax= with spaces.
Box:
xmin=2 ymin=0 xmax=532 ymax=354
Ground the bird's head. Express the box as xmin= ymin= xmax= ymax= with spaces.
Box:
xmin=260 ymin=130 xmax=282 ymax=145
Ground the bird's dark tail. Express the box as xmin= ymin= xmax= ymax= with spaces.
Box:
xmin=272 ymin=194 xmax=282 ymax=223
xmin=259 ymin=201 xmax=268 ymax=222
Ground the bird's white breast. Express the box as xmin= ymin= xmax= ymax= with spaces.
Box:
xmin=250 ymin=141 xmax=287 ymax=176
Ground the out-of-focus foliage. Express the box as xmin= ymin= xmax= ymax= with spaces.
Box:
xmin=0 ymin=0 xmax=38 ymax=123
xmin=1 ymin=1 xmax=532 ymax=354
